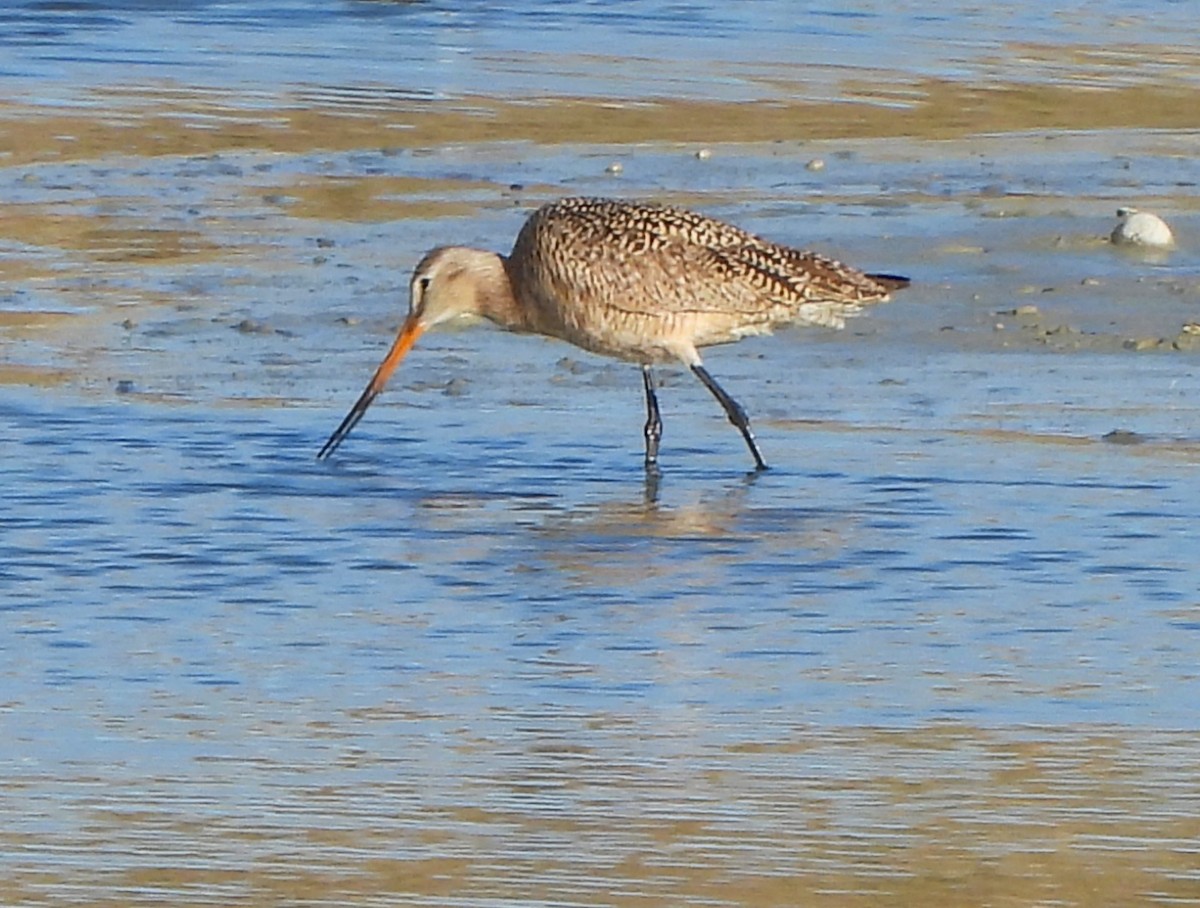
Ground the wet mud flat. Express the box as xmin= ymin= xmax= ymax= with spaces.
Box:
xmin=4 ymin=61 xmax=1200 ymax=908
xmin=1 ymin=84 xmax=1198 ymax=408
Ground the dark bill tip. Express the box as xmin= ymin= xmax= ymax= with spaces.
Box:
xmin=317 ymin=386 xmax=378 ymax=461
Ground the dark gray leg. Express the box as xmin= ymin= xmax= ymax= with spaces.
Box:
xmin=642 ymin=364 xmax=663 ymax=467
xmin=691 ymin=364 xmax=768 ymax=471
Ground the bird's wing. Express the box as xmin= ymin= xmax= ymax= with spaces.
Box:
xmin=516 ymin=198 xmax=892 ymax=332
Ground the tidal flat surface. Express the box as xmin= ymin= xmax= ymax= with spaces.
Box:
xmin=2 ymin=2 xmax=1200 ymax=905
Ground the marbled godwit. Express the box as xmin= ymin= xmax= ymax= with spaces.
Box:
xmin=317 ymin=197 xmax=908 ymax=470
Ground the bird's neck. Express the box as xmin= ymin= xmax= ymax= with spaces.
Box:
xmin=472 ymin=252 xmax=536 ymax=333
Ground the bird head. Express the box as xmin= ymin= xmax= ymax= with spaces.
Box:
xmin=407 ymin=246 xmax=497 ymax=331
xmin=316 ymin=246 xmax=500 ymax=460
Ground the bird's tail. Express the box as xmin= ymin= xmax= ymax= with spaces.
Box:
xmin=866 ymin=273 xmax=911 ymax=292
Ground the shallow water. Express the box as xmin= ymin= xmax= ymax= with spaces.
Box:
xmin=4 ymin=1 xmax=1200 ymax=905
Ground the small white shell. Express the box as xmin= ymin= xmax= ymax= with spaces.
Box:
xmin=1110 ymin=207 xmax=1175 ymax=248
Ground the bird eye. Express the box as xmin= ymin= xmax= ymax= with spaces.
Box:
xmin=411 ymin=275 xmax=432 ymax=315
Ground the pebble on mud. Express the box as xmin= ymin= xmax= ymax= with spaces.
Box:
xmin=555 ymin=356 xmax=588 ymax=375
xmin=235 ymin=318 xmax=275 ymax=335
xmin=995 ymin=305 xmax=1041 ymax=321
xmin=1102 ymin=429 xmax=1145 ymax=445
xmin=1122 ymin=336 xmax=1164 ymax=351
xmin=1110 ymin=208 xmax=1175 ymax=248
xmin=1173 ymin=323 xmax=1200 ymax=351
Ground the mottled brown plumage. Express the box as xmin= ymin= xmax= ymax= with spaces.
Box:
xmin=318 ymin=196 xmax=908 ymax=470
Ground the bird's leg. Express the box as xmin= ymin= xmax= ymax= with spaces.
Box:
xmin=690 ymin=364 xmax=769 ymax=471
xmin=642 ymin=464 xmax=662 ymax=506
xmin=641 ymin=364 xmax=663 ymax=468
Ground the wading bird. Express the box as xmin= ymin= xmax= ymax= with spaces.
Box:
xmin=317 ymin=197 xmax=907 ymax=471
